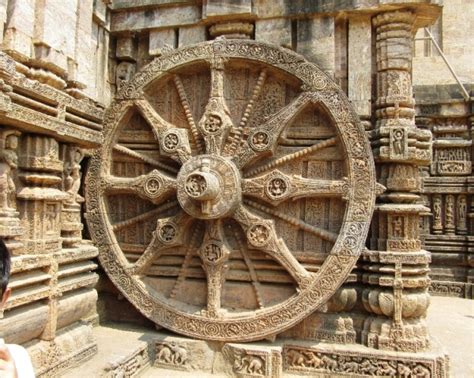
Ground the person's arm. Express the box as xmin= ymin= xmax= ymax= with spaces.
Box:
xmin=0 ymin=343 xmax=17 ymax=378
xmin=3 ymin=345 xmax=35 ymax=378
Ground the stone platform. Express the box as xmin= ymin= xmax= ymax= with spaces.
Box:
xmin=61 ymin=296 xmax=473 ymax=377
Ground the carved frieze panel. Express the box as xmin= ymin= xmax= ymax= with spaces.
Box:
xmin=86 ymin=40 xmax=377 ymax=341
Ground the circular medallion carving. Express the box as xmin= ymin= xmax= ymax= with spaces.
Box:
xmin=203 ymin=114 xmax=223 ymax=134
xmin=247 ymin=224 xmax=271 ymax=247
xmin=162 ymin=132 xmax=180 ymax=152
xmin=86 ymin=39 xmax=376 ymax=342
xmin=144 ymin=177 xmax=161 ymax=197
xmin=158 ymin=222 xmax=177 ymax=243
xmin=265 ymin=176 xmax=290 ymax=200
xmin=249 ymin=130 xmax=270 ymax=151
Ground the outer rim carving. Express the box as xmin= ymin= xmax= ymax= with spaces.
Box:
xmin=86 ymin=39 xmax=377 ymax=341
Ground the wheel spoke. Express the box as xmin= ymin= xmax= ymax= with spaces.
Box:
xmin=112 ymin=200 xmax=179 ymax=232
xmin=173 ymin=74 xmax=204 ymax=153
xmin=233 ymin=204 xmax=314 ymax=290
xmin=198 ymin=220 xmax=230 ymax=318
xmin=158 ymin=128 xmax=192 ymax=164
xmin=130 ymin=210 xmax=192 ymax=275
xmin=103 ymin=170 xmax=176 ymax=204
xmin=243 ymin=170 xmax=349 ymax=206
xmin=169 ymin=223 xmax=203 ymax=299
xmin=135 ymin=99 xmax=191 ymax=164
xmin=135 ymin=99 xmax=174 ymax=138
xmin=243 ymin=137 xmax=338 ymax=178
xmin=197 ymin=57 xmax=234 ymax=155
xmin=224 ymin=69 xmax=268 ymax=156
xmin=244 ymin=199 xmax=338 ymax=243
xmin=113 ymin=144 xmax=178 ymax=174
xmin=234 ymin=230 xmax=265 ymax=309
xmin=233 ymin=92 xmax=313 ymax=169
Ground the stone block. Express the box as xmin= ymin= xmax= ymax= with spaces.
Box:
xmin=34 ymin=0 xmax=77 ymax=59
xmin=116 ymin=35 xmax=137 ymax=61
xmin=178 ymin=25 xmax=206 ymax=47
xmin=204 ymin=0 xmax=253 ymax=18
xmin=348 ymin=16 xmax=372 ymax=117
xmin=111 ymin=5 xmax=200 ymax=32
xmin=149 ymin=29 xmax=176 ymax=56
xmin=2 ymin=0 xmax=35 ymax=59
xmin=93 ymin=0 xmax=108 ymax=26
xmin=297 ymin=17 xmax=335 ymax=77
xmin=255 ymin=18 xmax=291 ymax=48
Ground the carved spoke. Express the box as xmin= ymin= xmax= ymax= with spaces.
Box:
xmin=158 ymin=128 xmax=192 ymax=164
xmin=103 ymin=170 xmax=176 ymax=204
xmin=112 ymin=200 xmax=179 ymax=232
xmin=224 ymin=69 xmax=268 ymax=156
xmin=198 ymin=57 xmax=234 ymax=155
xmin=198 ymin=220 xmax=230 ymax=318
xmin=244 ymin=137 xmax=338 ymax=178
xmin=135 ymin=99 xmax=192 ymax=164
xmin=173 ymin=74 xmax=204 ymax=153
xmin=243 ymin=170 xmax=349 ymax=206
xmin=233 ymin=205 xmax=314 ymax=290
xmin=130 ymin=210 xmax=192 ymax=276
xmin=233 ymin=92 xmax=313 ymax=169
xmin=114 ymin=144 xmax=178 ymax=174
xmin=135 ymin=99 xmax=175 ymax=138
xmin=234 ymin=230 xmax=265 ymax=309
xmin=244 ymin=199 xmax=338 ymax=243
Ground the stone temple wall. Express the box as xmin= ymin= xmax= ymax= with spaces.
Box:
xmin=412 ymin=0 xmax=473 ymax=299
xmin=0 ymin=0 xmax=108 ymax=375
xmin=0 ymin=0 xmax=469 ymax=376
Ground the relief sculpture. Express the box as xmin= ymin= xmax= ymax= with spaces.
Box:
xmin=0 ymin=130 xmax=20 ymax=212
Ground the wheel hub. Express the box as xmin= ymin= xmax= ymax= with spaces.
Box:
xmin=177 ymin=155 xmax=241 ymax=220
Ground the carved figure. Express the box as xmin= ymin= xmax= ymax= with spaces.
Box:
xmin=392 ymin=129 xmax=404 ymax=155
xmin=156 ymin=344 xmax=172 ymax=363
xmin=287 ymin=349 xmax=306 ymax=367
xmin=321 ymin=355 xmax=337 ymax=371
xmin=392 ymin=216 xmax=404 ymax=238
xmin=304 ymin=352 xmax=322 ymax=368
xmin=0 ymin=131 xmax=19 ymax=211
xmin=376 ymin=361 xmax=396 ymax=375
xmin=234 ymin=353 xmax=264 ymax=375
xmin=360 ymin=359 xmax=378 ymax=375
xmin=457 ymin=195 xmax=467 ymax=231
xmin=116 ymin=62 xmax=136 ymax=91
xmin=412 ymin=365 xmax=430 ymax=377
xmin=64 ymin=148 xmax=84 ymax=204
xmin=169 ymin=344 xmax=187 ymax=365
xmin=445 ymin=195 xmax=455 ymax=231
xmin=432 ymin=195 xmax=442 ymax=231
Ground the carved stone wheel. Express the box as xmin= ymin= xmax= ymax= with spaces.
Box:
xmin=86 ymin=40 xmax=376 ymax=341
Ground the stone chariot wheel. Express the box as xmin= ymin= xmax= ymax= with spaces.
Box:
xmin=86 ymin=39 xmax=377 ymax=341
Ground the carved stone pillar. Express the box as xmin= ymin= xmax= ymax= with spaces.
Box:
xmin=17 ymin=134 xmax=68 ymax=254
xmin=0 ymin=128 xmax=23 ymax=253
xmin=364 ymin=10 xmax=432 ymax=352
